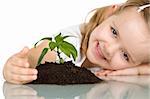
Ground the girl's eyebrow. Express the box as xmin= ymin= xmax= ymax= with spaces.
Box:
xmin=112 ymin=21 xmax=136 ymax=64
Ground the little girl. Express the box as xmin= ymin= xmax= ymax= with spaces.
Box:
xmin=3 ymin=0 xmax=150 ymax=84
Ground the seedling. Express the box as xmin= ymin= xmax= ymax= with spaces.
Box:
xmin=34 ymin=33 xmax=78 ymax=65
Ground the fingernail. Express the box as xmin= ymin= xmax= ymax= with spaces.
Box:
xmin=34 ymin=69 xmax=38 ymax=74
xmin=33 ymin=75 xmax=37 ymax=80
xmin=95 ymin=72 xmax=99 ymax=76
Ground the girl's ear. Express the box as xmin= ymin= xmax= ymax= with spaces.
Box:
xmin=104 ymin=4 xmax=120 ymax=19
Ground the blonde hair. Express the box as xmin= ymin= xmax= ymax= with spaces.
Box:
xmin=80 ymin=0 xmax=150 ymax=55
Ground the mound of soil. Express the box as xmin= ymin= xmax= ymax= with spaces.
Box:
xmin=29 ymin=61 xmax=102 ymax=85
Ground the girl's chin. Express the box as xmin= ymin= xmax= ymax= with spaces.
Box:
xmin=87 ymin=50 xmax=110 ymax=69
xmin=87 ymin=52 xmax=104 ymax=66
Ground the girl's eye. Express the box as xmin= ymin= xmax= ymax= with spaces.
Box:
xmin=111 ymin=27 xmax=118 ymax=38
xmin=122 ymin=51 xmax=129 ymax=62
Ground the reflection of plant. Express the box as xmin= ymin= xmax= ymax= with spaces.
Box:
xmin=34 ymin=33 xmax=78 ymax=65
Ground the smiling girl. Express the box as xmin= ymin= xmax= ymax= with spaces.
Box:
xmin=3 ymin=0 xmax=150 ymax=84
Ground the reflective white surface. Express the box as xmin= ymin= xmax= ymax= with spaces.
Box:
xmin=3 ymin=76 xmax=150 ymax=99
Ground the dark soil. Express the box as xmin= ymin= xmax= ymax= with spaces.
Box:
xmin=29 ymin=61 xmax=102 ymax=85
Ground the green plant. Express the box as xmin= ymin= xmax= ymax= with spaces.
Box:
xmin=34 ymin=33 xmax=78 ymax=65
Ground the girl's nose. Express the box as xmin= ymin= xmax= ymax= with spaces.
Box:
xmin=103 ymin=42 xmax=120 ymax=60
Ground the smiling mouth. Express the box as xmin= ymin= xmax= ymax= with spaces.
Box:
xmin=96 ymin=41 xmax=105 ymax=59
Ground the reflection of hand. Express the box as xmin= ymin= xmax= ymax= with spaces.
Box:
xmin=86 ymin=82 xmax=110 ymax=99
xmin=86 ymin=80 xmax=149 ymax=99
xmin=3 ymin=82 xmax=44 ymax=99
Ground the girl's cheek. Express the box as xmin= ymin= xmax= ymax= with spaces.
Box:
xmin=110 ymin=54 xmax=129 ymax=69
xmin=100 ymin=30 xmax=114 ymax=43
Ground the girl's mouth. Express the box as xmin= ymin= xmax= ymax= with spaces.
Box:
xmin=96 ymin=41 xmax=105 ymax=59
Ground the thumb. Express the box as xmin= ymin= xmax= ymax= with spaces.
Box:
xmin=17 ymin=46 xmax=30 ymax=58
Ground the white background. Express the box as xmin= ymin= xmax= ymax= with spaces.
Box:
xmin=0 ymin=0 xmax=125 ymax=98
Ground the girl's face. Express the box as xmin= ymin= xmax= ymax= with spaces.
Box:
xmin=87 ymin=7 xmax=150 ymax=70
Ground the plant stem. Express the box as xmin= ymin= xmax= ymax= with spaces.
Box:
xmin=57 ymin=47 xmax=61 ymax=63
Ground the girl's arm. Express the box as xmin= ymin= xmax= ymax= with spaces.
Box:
xmin=95 ymin=64 xmax=150 ymax=76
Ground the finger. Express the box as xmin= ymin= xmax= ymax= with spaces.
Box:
xmin=138 ymin=65 xmax=150 ymax=75
xmin=5 ymin=71 xmax=34 ymax=84
xmin=16 ymin=47 xmax=30 ymax=58
xmin=97 ymin=76 xmax=112 ymax=81
xmin=11 ymin=57 xmax=30 ymax=68
xmin=8 ymin=80 xmax=24 ymax=85
xmin=94 ymin=69 xmax=106 ymax=75
xmin=11 ymin=66 xmax=38 ymax=75
xmin=6 ymin=77 xmax=26 ymax=84
xmin=107 ymin=68 xmax=138 ymax=76
xmin=11 ymin=74 xmax=37 ymax=82
xmin=95 ymin=70 xmax=113 ymax=76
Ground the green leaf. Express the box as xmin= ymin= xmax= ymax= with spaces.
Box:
xmin=34 ymin=37 xmax=52 ymax=48
xmin=60 ymin=41 xmax=77 ymax=61
xmin=54 ymin=33 xmax=70 ymax=43
xmin=63 ymin=35 xmax=70 ymax=40
xmin=35 ymin=32 xmax=78 ymax=65
xmin=55 ymin=33 xmax=63 ymax=44
xmin=49 ymin=41 xmax=57 ymax=51
xmin=37 ymin=48 xmax=49 ymax=65
xmin=59 ymin=45 xmax=71 ymax=58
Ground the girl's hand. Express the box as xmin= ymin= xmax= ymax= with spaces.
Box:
xmin=3 ymin=47 xmax=38 ymax=84
xmin=95 ymin=69 xmax=113 ymax=76
xmin=95 ymin=64 xmax=150 ymax=76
